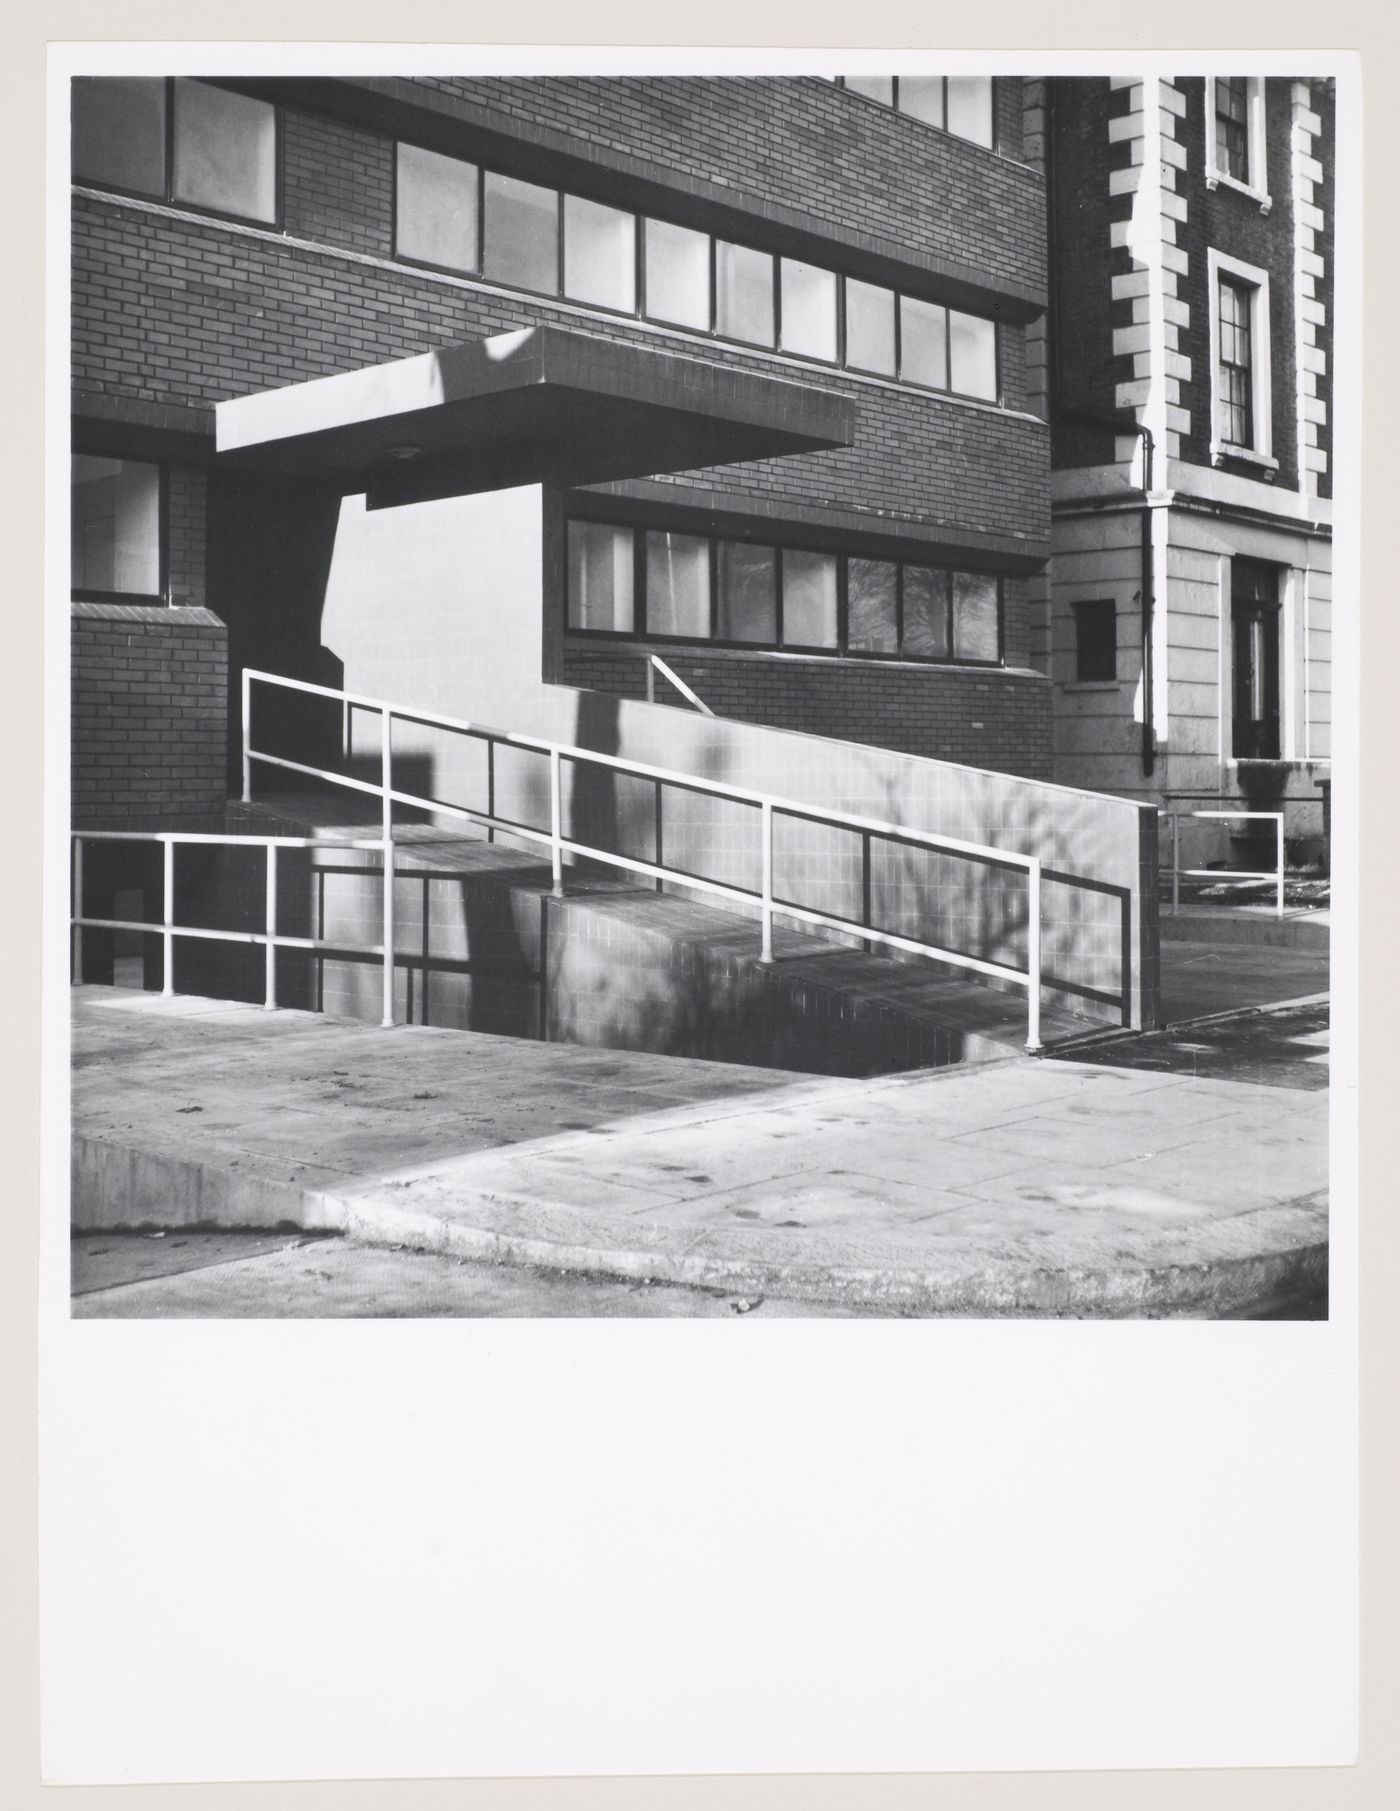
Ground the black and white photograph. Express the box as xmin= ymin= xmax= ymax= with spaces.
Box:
xmin=64 ymin=61 xmax=1340 ymax=1322
xmin=30 ymin=30 xmax=1370 ymax=1794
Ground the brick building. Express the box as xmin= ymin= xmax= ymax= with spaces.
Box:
xmin=1033 ymin=76 xmax=1334 ymax=864
xmin=70 ymin=73 xmax=1054 ymax=815
xmin=68 ymin=73 xmax=1173 ymax=1040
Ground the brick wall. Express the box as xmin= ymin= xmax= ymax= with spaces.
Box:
xmin=71 ymin=178 xmax=1047 ymax=549
xmin=1174 ymin=78 xmax=1302 ymax=490
xmin=410 ymin=76 xmax=1042 ymax=290
xmin=559 ymin=646 xmax=1053 ymax=779
xmin=72 ymin=603 xmax=228 ymax=826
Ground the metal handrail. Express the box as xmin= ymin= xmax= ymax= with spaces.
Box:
xmin=1160 ymin=809 xmax=1286 ymax=919
xmin=643 ymin=653 xmax=715 ymax=716
xmin=241 ymin=668 xmax=1046 ymax=1049
xmin=70 ymin=830 xmax=395 ymax=1024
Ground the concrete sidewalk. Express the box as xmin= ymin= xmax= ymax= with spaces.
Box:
xmin=71 ymin=986 xmax=1328 ymax=1317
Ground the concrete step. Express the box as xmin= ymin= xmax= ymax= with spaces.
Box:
xmin=215 ymin=794 xmax=1102 ymax=1075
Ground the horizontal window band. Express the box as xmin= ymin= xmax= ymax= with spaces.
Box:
xmin=217 ymin=74 xmax=1048 ymax=321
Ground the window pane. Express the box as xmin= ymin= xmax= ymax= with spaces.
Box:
xmin=952 ymin=572 xmax=1000 ymax=661
xmin=646 ymin=532 xmax=711 ymax=639
xmin=946 ymin=77 xmax=995 ymax=147
xmin=782 ymin=550 xmax=838 ymax=648
xmin=844 ymin=76 xmax=895 ymax=106
xmin=899 ymin=77 xmax=945 ymax=128
xmin=72 ymin=456 xmax=161 ymax=597
xmin=564 ymin=194 xmax=636 ymax=312
xmin=948 ymin=310 xmax=998 ymax=399
xmin=902 ymin=566 xmax=950 ymax=658
xmin=847 ymin=558 xmax=899 ymax=654
xmin=72 ymin=77 xmax=166 ymax=197
xmin=172 ymin=79 xmax=276 ymax=223
xmin=715 ymin=240 xmax=775 ymax=347
xmin=780 ymin=259 xmax=837 ymax=361
xmin=845 ymin=278 xmax=896 ymax=376
xmin=900 ymin=295 xmax=949 ymax=389
xmin=483 ymin=171 xmax=559 ymax=294
xmin=717 ymin=542 xmax=778 ymax=643
xmin=567 ymin=522 xmax=634 ymax=633
xmin=396 ymin=143 xmax=478 ymax=273
xmin=1073 ymin=600 xmax=1117 ymax=682
xmin=644 ymin=218 xmax=711 ymax=330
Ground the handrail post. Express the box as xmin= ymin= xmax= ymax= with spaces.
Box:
xmin=1171 ymin=813 xmax=1180 ymax=915
xmin=380 ymin=710 xmax=395 ymax=1028
xmin=760 ymin=799 xmax=774 ymax=964
xmin=1276 ymin=812 xmax=1286 ymax=919
xmin=264 ymin=843 xmax=278 ymax=1010
xmin=549 ymin=747 xmax=564 ymax=897
xmin=71 ymin=837 xmax=84 ymax=984
xmin=241 ymin=668 xmax=252 ymax=804
xmin=1025 ymin=857 xmax=1043 ymax=1053
xmin=161 ymin=837 xmax=175 ymax=998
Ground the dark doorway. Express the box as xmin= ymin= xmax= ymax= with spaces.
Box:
xmin=1231 ymin=558 xmax=1281 ymax=760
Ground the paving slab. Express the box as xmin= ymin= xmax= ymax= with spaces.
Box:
xmin=70 ymin=986 xmax=1328 ymax=1316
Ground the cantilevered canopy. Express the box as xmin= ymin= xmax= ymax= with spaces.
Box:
xmin=215 ymin=325 xmax=855 ymax=508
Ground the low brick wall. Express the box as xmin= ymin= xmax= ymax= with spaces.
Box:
xmin=71 ymin=603 xmax=228 ymax=828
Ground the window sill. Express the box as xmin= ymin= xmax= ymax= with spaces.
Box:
xmin=1214 ymin=444 xmax=1279 ymax=475
xmin=1205 ymin=170 xmax=1273 ymax=214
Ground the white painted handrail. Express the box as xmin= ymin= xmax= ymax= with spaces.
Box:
xmin=1161 ymin=809 xmax=1286 ymax=919
xmin=644 ymin=654 xmax=715 ymax=716
xmin=70 ymin=830 xmax=391 ymax=1011
xmin=237 ymin=668 xmax=1046 ymax=1049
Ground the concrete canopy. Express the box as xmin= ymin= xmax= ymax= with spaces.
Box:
xmin=215 ymin=325 xmax=856 ymax=508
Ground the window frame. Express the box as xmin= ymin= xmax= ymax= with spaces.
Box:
xmin=1207 ymin=248 xmax=1274 ymax=467
xmin=563 ymin=511 xmax=1005 ymax=670
xmin=72 ymin=76 xmax=282 ymax=231
xmin=833 ymin=75 xmax=999 ymax=152
xmin=1204 ymin=76 xmax=1271 ymax=211
xmin=70 ymin=453 xmax=169 ymax=607
xmin=388 ymin=140 xmax=1001 ymax=402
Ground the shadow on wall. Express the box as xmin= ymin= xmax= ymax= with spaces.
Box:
xmin=208 ymin=470 xmax=348 ymax=790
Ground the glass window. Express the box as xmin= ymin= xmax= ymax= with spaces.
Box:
xmin=172 ymin=79 xmax=276 ymax=224
xmin=779 ymin=259 xmax=837 ymax=362
xmin=644 ymin=218 xmax=711 ymax=330
xmin=71 ymin=456 xmax=161 ymax=599
xmin=845 ymin=279 xmax=896 ymax=376
xmin=646 ymin=532 xmax=711 ymax=639
xmin=952 ymin=572 xmax=1000 ymax=661
xmin=844 ymin=75 xmax=895 ymax=106
xmin=718 ymin=542 xmax=778 ymax=643
xmin=1231 ymin=561 xmax=1280 ymax=758
xmin=847 ymin=558 xmax=899 ymax=654
xmin=782 ymin=551 xmax=838 ymax=648
xmin=715 ymin=240 xmax=775 ymax=347
xmin=564 ymin=194 xmax=636 ymax=313
xmin=902 ymin=566 xmax=950 ymax=658
xmin=948 ymin=310 xmax=998 ymax=400
xmin=1215 ymin=78 xmax=1251 ymax=183
xmin=483 ymin=170 xmax=559 ymax=295
xmin=945 ymin=78 xmax=995 ymax=149
xmin=396 ymin=143 xmax=479 ymax=273
xmin=72 ymin=76 xmax=166 ymax=198
xmin=1218 ymin=277 xmax=1254 ymax=447
xmin=1073 ymin=600 xmax=1117 ymax=682
xmin=567 ymin=522 xmax=634 ymax=633
xmin=899 ymin=77 xmax=946 ymax=128
xmin=900 ymin=295 xmax=949 ymax=390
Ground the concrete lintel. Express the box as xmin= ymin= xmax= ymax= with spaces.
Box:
xmin=215 ymin=325 xmax=856 ymax=502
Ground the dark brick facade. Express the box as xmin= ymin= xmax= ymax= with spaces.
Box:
xmin=72 ymin=603 xmax=228 ymax=826
xmin=560 ymin=646 xmax=1053 ymax=780
xmin=72 ymin=74 xmax=1055 ymax=812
